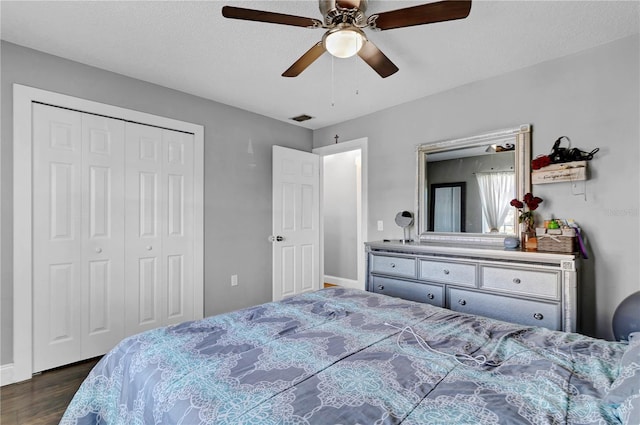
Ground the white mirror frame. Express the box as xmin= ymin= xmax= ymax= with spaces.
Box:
xmin=415 ymin=124 xmax=531 ymax=247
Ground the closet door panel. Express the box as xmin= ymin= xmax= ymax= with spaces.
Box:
xmin=25 ymin=93 xmax=202 ymax=378
xmin=81 ymin=114 xmax=125 ymax=358
xmin=32 ymin=104 xmax=83 ymax=372
xmin=125 ymin=123 xmax=165 ymax=335
xmin=163 ymin=130 xmax=195 ymax=324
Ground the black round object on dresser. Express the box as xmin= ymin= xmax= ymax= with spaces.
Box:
xmin=612 ymin=291 xmax=640 ymax=341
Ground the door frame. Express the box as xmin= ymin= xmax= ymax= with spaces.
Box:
xmin=313 ymin=138 xmax=368 ymax=290
xmin=11 ymin=84 xmax=204 ymax=383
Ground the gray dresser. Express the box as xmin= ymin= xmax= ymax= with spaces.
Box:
xmin=366 ymin=241 xmax=580 ymax=332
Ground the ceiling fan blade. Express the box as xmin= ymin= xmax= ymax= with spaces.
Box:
xmin=370 ymin=0 xmax=472 ymax=31
xmin=282 ymin=42 xmax=326 ymax=77
xmin=222 ymin=6 xmax=322 ymax=28
xmin=357 ymin=41 xmax=399 ymax=78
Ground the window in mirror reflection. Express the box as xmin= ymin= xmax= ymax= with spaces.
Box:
xmin=476 ymin=171 xmax=515 ymax=233
xmin=426 ymin=150 xmax=515 ymax=234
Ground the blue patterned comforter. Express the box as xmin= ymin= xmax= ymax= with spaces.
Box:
xmin=62 ymin=288 xmax=632 ymax=424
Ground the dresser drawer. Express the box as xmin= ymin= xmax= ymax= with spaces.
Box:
xmin=372 ymin=276 xmax=444 ymax=307
xmin=419 ymin=259 xmax=476 ymax=286
xmin=448 ymin=288 xmax=561 ymax=330
xmin=481 ymin=266 xmax=560 ymax=299
xmin=370 ymin=255 xmax=416 ymax=278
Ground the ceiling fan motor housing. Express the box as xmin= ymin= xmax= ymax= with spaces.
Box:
xmin=320 ymin=0 xmax=368 ymax=27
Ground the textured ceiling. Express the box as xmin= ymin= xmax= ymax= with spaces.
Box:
xmin=2 ymin=1 xmax=638 ymax=129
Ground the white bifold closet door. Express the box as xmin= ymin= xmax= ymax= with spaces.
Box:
xmin=32 ymin=103 xmax=195 ymax=372
xmin=124 ymin=122 xmax=195 ymax=335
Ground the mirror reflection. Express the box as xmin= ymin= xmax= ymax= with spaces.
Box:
xmin=416 ymin=125 xmax=531 ymax=243
xmin=429 ymin=182 xmax=466 ymax=232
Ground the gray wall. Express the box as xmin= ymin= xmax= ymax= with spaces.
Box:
xmin=0 ymin=41 xmax=313 ymax=364
xmin=314 ymin=35 xmax=640 ymax=341
xmin=323 ymin=151 xmax=359 ymax=280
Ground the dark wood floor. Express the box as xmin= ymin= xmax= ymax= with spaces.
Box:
xmin=1 ymin=357 xmax=100 ymax=425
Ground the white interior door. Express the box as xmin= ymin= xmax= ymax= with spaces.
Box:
xmin=33 ymin=106 xmax=127 ymax=371
xmin=272 ymin=146 xmax=320 ymax=301
xmin=162 ymin=129 xmax=195 ymax=326
xmin=125 ymin=123 xmax=196 ymax=334
xmin=32 ymin=104 xmax=84 ymax=372
xmin=13 ymin=84 xmax=205 ymax=383
xmin=80 ymin=114 xmax=126 ymax=359
xmin=125 ymin=123 xmax=164 ymax=335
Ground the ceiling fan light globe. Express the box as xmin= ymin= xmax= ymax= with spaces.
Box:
xmin=323 ymin=28 xmax=366 ymax=58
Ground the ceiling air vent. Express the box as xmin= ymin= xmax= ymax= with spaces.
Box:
xmin=290 ymin=114 xmax=313 ymax=122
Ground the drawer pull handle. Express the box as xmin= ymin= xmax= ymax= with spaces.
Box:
xmin=458 ymin=299 xmax=467 ymax=306
xmin=443 ymin=269 xmax=450 ymax=275
xmin=377 ymin=285 xmax=384 ymax=290
xmin=427 ymin=293 xmax=435 ymax=300
xmin=533 ymin=313 xmax=544 ymax=321
xmin=390 ymin=263 xmax=396 ymax=268
xmin=513 ymin=278 xmax=521 ymax=284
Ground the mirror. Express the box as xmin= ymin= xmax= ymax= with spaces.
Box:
xmin=416 ymin=124 xmax=531 ymax=246
xmin=395 ymin=210 xmax=414 ymax=243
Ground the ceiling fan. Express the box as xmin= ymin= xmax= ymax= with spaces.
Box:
xmin=222 ymin=0 xmax=472 ymax=78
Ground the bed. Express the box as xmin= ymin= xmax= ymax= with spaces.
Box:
xmin=62 ymin=287 xmax=639 ymax=424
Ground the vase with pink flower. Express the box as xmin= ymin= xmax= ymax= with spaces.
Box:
xmin=510 ymin=193 xmax=543 ymax=250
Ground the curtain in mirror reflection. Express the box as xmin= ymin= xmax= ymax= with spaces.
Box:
xmin=476 ymin=171 xmax=515 ymax=233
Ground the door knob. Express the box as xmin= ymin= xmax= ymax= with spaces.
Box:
xmin=95 ymin=248 xmax=102 ymax=254
xmin=146 ymin=245 xmax=153 ymax=251
xmin=268 ymin=235 xmax=284 ymax=242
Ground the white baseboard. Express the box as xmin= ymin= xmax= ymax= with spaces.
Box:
xmin=324 ymin=275 xmax=363 ymax=290
xmin=1 ymin=363 xmax=15 ymax=386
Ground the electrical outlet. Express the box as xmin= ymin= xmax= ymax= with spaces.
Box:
xmin=377 ymin=220 xmax=384 ymax=231
xmin=231 ymin=274 xmax=238 ymax=286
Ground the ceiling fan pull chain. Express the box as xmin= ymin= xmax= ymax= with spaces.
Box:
xmin=331 ymin=55 xmax=335 ymax=107
xmin=354 ymin=54 xmax=359 ymax=95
